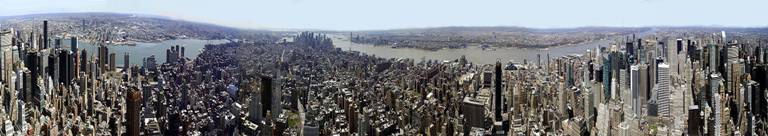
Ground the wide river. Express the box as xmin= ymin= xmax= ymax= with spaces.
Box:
xmin=64 ymin=34 xmax=624 ymax=67
xmin=330 ymin=35 xmax=611 ymax=65
xmin=65 ymin=39 xmax=229 ymax=66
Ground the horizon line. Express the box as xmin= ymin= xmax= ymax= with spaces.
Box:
xmin=2 ymin=12 xmax=767 ymax=32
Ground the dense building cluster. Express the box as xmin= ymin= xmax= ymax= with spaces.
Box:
xmin=237 ymin=31 xmax=768 ymax=135
xmin=0 ymin=20 xmax=269 ymax=135
xmin=2 ymin=19 xmax=768 ymax=136
xmin=0 ymin=13 xmax=277 ymax=46
xmin=349 ymin=27 xmax=645 ymax=50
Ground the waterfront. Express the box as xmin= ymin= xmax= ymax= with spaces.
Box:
xmin=66 ymin=39 xmax=229 ymax=66
xmin=331 ymin=35 xmax=610 ymax=64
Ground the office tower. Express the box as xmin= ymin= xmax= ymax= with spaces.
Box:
xmin=143 ymin=55 xmax=157 ymax=71
xmin=709 ymin=73 xmax=723 ymax=136
xmin=1 ymin=29 xmax=10 ymax=84
xmin=537 ymin=54 xmax=541 ymax=67
xmin=54 ymin=38 xmax=61 ymax=49
xmin=638 ymin=64 xmax=649 ymax=114
xmin=660 ymin=41 xmax=668 ymax=61
xmin=167 ymin=47 xmax=172 ymax=63
xmin=126 ymin=87 xmax=142 ymax=136
xmin=98 ymin=45 xmax=105 ymax=70
xmin=709 ymin=44 xmax=718 ymax=73
xmin=688 ymin=40 xmax=698 ymax=61
xmin=73 ymin=51 xmax=79 ymax=80
xmin=745 ymin=80 xmax=758 ymax=136
xmin=638 ymin=38 xmax=645 ymax=63
xmin=567 ymin=61 xmax=574 ymax=87
xmin=97 ymin=45 xmax=109 ymax=70
xmin=261 ymin=76 xmax=273 ymax=118
xmin=66 ymin=50 xmax=73 ymax=85
xmin=619 ymin=69 xmax=627 ymax=99
xmin=43 ymin=21 xmax=48 ymax=49
xmin=630 ymin=65 xmax=641 ymax=116
xmin=22 ymin=69 xmax=31 ymax=102
xmin=689 ymin=105 xmax=704 ymax=135
xmin=181 ymin=46 xmax=185 ymax=58
xmin=494 ymin=61 xmax=503 ymax=121
xmin=676 ymin=39 xmax=683 ymax=54
xmin=25 ymin=50 xmax=39 ymax=102
xmin=603 ymin=56 xmax=611 ymax=101
xmin=109 ymin=53 xmax=116 ymax=71
xmin=58 ymin=50 xmax=71 ymax=85
xmin=71 ymin=37 xmax=78 ymax=52
xmin=657 ymin=63 xmax=670 ymax=118
xmin=726 ymin=45 xmax=740 ymax=93
xmin=626 ymin=40 xmax=635 ymax=57
xmin=80 ymin=50 xmax=88 ymax=74
xmin=124 ymin=52 xmax=130 ymax=69
xmin=249 ymin=91 xmax=263 ymax=122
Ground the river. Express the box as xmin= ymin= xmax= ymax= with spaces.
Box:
xmin=331 ymin=35 xmax=611 ymax=65
xmin=64 ymin=39 xmax=229 ymax=66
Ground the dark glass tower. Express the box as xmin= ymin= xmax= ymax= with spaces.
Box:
xmin=494 ymin=61 xmax=503 ymax=121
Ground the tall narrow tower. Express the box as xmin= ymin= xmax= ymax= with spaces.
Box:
xmin=494 ymin=61 xmax=503 ymax=121
xmin=43 ymin=21 xmax=48 ymax=49
xmin=126 ymin=87 xmax=142 ymax=136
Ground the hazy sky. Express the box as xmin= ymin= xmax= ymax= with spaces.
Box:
xmin=0 ymin=0 xmax=766 ymax=30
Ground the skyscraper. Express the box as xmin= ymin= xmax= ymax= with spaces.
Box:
xmin=71 ymin=37 xmax=78 ymax=53
xmin=124 ymin=52 xmax=130 ymax=69
xmin=126 ymin=87 xmax=142 ymax=136
xmin=709 ymin=44 xmax=718 ymax=73
xmin=494 ymin=61 xmax=503 ymax=121
xmin=710 ymin=73 xmax=723 ymax=136
xmin=261 ymin=76 xmax=273 ymax=118
xmin=656 ymin=63 xmax=670 ymax=118
xmin=638 ymin=64 xmax=649 ymax=115
xmin=43 ymin=21 xmax=48 ymax=49
xmin=109 ymin=53 xmax=116 ymax=71
xmin=630 ymin=65 xmax=640 ymax=116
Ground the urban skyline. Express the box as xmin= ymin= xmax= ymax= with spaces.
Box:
xmin=0 ymin=1 xmax=767 ymax=136
xmin=1 ymin=0 xmax=767 ymax=30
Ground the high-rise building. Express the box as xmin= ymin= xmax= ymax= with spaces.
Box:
xmin=709 ymin=44 xmax=718 ymax=73
xmin=638 ymin=64 xmax=649 ymax=115
xmin=54 ymin=38 xmax=61 ymax=49
xmin=126 ymin=87 xmax=142 ymax=136
xmin=109 ymin=53 xmax=116 ymax=71
xmin=603 ymin=56 xmax=611 ymax=101
xmin=261 ymin=76 xmax=273 ymax=118
xmin=676 ymin=39 xmax=683 ymax=54
xmin=98 ymin=45 xmax=108 ymax=70
xmin=80 ymin=50 xmax=88 ymax=74
xmin=43 ymin=21 xmax=48 ymax=49
xmin=71 ymin=37 xmax=78 ymax=53
xmin=463 ymin=97 xmax=486 ymax=128
xmin=25 ymin=50 xmax=39 ymax=103
xmin=124 ymin=52 xmax=130 ymax=69
xmin=58 ymin=50 xmax=72 ymax=85
xmin=494 ymin=61 xmax=503 ymax=121
xmin=709 ymin=73 xmax=723 ymax=136
xmin=630 ymin=65 xmax=641 ymax=115
xmin=656 ymin=63 xmax=670 ymax=118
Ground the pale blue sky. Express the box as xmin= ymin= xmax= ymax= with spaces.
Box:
xmin=0 ymin=0 xmax=766 ymax=30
